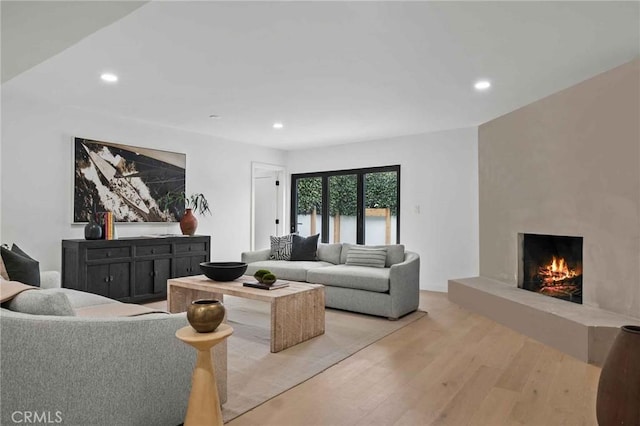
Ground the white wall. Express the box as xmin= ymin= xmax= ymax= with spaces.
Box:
xmin=286 ymin=128 xmax=479 ymax=292
xmin=1 ymin=92 xmax=286 ymax=270
xmin=1 ymin=91 xmax=478 ymax=292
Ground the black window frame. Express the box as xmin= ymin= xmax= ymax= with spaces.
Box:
xmin=290 ymin=165 xmax=401 ymax=244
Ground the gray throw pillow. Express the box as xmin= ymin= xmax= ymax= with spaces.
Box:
xmin=5 ymin=289 xmax=75 ymax=316
xmin=269 ymin=234 xmax=294 ymax=260
xmin=345 ymin=247 xmax=387 ymax=268
xmin=340 ymin=243 xmax=405 ymax=267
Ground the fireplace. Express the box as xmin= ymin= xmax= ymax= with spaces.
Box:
xmin=518 ymin=233 xmax=583 ymax=304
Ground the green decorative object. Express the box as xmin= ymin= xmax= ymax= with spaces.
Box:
xmin=262 ymin=273 xmax=277 ymax=285
xmin=254 ymin=269 xmax=271 ymax=283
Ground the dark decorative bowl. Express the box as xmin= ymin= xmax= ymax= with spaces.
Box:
xmin=200 ymin=262 xmax=247 ymax=282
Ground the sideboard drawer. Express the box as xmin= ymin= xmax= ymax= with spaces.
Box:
xmin=175 ymin=242 xmax=207 ymax=254
xmin=87 ymin=246 xmax=131 ymax=261
xmin=136 ymin=244 xmax=171 ymax=257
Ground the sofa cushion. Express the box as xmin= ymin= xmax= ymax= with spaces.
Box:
xmin=307 ymin=265 xmax=390 ymax=293
xmin=317 ymin=243 xmax=342 ymax=264
xmin=246 ymin=260 xmax=333 ymax=282
xmin=5 ymin=288 xmax=75 ymax=316
xmin=53 ymin=288 xmax=116 ymax=309
xmin=340 ymin=243 xmax=405 ymax=267
xmin=290 ymin=234 xmax=319 ymax=261
xmin=345 ymin=247 xmax=387 ymax=268
xmin=0 ymin=244 xmax=41 ymax=286
xmin=269 ymin=234 xmax=294 ymax=260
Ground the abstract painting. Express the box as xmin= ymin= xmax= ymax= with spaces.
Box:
xmin=73 ymin=137 xmax=186 ymax=223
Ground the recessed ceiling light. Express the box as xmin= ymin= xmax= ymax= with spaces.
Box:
xmin=100 ymin=73 xmax=118 ymax=83
xmin=474 ymin=80 xmax=491 ymax=91
xmin=273 ymin=122 xmax=284 ymax=129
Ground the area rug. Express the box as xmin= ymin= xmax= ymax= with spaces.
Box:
xmin=220 ymin=297 xmax=426 ymax=422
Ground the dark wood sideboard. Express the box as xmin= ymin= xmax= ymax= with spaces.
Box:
xmin=62 ymin=235 xmax=210 ymax=303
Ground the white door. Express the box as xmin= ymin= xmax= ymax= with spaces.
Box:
xmin=254 ymin=174 xmax=278 ymax=250
xmin=251 ymin=163 xmax=285 ymax=250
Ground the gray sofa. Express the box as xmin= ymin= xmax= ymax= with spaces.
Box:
xmin=0 ymin=272 xmax=223 ymax=426
xmin=242 ymin=243 xmax=420 ymax=319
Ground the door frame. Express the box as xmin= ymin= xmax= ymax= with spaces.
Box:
xmin=251 ymin=162 xmax=286 ymax=250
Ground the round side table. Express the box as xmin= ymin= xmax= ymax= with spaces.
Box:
xmin=176 ymin=324 xmax=233 ymax=426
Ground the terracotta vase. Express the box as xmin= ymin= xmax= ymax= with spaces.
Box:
xmin=187 ymin=299 xmax=225 ymax=333
xmin=596 ymin=325 xmax=640 ymax=425
xmin=180 ymin=208 xmax=198 ymax=236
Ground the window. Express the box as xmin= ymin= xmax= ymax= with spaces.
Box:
xmin=293 ymin=176 xmax=323 ymax=238
xmin=291 ymin=165 xmax=400 ymax=244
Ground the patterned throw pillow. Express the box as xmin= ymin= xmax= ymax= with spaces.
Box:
xmin=345 ymin=247 xmax=388 ymax=268
xmin=269 ymin=234 xmax=294 ymax=260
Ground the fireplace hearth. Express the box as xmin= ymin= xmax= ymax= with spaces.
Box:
xmin=518 ymin=233 xmax=583 ymax=304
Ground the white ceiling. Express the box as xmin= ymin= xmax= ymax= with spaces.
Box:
xmin=3 ymin=1 xmax=638 ymax=150
xmin=1 ymin=1 xmax=147 ymax=83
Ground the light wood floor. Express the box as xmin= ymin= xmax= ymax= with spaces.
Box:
xmin=228 ymin=291 xmax=601 ymax=426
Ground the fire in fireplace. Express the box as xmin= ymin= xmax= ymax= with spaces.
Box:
xmin=518 ymin=233 xmax=583 ymax=304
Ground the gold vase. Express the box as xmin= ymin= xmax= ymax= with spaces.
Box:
xmin=187 ymin=299 xmax=225 ymax=333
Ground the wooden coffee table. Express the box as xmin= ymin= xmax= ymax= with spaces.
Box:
xmin=167 ymin=275 xmax=325 ymax=353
